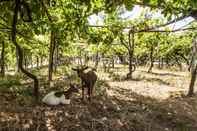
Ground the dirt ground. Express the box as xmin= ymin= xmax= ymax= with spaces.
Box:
xmin=108 ymin=68 xmax=193 ymax=100
xmin=0 ymin=67 xmax=197 ymax=131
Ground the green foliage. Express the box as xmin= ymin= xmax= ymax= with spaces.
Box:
xmin=0 ymin=76 xmax=21 ymax=93
xmin=20 ymin=87 xmax=33 ymax=97
xmin=0 ymin=78 xmax=21 ymax=89
xmin=124 ymin=0 xmax=134 ymax=10
xmin=0 ymin=0 xmax=196 ymax=90
xmin=159 ymin=34 xmax=192 ymax=59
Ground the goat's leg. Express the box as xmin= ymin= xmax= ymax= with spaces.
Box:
xmin=90 ymin=84 xmax=94 ymax=96
xmin=88 ymin=87 xmax=91 ymax=101
xmin=82 ymin=86 xmax=85 ymax=101
xmin=90 ymin=82 xmax=95 ymax=96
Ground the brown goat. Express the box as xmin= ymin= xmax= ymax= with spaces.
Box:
xmin=72 ymin=66 xmax=97 ymax=101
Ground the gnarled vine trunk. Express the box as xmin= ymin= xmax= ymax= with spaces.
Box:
xmin=187 ymin=37 xmax=197 ymax=96
xmin=0 ymin=41 xmax=5 ymax=77
xmin=54 ymin=43 xmax=59 ymax=72
xmin=48 ymin=30 xmax=56 ymax=81
xmin=127 ymin=31 xmax=135 ymax=78
xmin=148 ymin=45 xmax=154 ymax=73
xmin=94 ymin=52 xmax=99 ymax=69
xmin=187 ymin=63 xmax=197 ymax=96
xmin=15 ymin=48 xmax=19 ymax=72
xmin=12 ymin=0 xmax=39 ymax=101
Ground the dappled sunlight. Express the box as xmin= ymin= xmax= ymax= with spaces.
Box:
xmin=1 ymin=85 xmax=197 ymax=130
xmin=106 ymin=67 xmax=194 ymax=100
xmin=108 ymin=80 xmax=186 ymax=100
xmin=1 ymin=0 xmax=197 ymax=130
xmin=1 ymin=65 xmax=197 ymax=130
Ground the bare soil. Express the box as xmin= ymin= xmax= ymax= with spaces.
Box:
xmin=0 ymin=67 xmax=197 ymax=131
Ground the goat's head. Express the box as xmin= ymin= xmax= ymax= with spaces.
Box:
xmin=72 ymin=66 xmax=88 ymax=77
xmin=68 ymin=83 xmax=79 ymax=93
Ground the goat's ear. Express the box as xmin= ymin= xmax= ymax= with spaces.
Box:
xmin=91 ymin=68 xmax=97 ymax=72
xmin=70 ymin=83 xmax=76 ymax=88
xmin=72 ymin=68 xmax=77 ymax=71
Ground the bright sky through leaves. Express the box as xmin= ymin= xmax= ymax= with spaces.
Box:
xmin=88 ymin=5 xmax=195 ymax=30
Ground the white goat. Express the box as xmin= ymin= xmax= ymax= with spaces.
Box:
xmin=42 ymin=84 xmax=78 ymax=106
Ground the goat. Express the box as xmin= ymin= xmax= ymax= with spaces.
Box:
xmin=42 ymin=83 xmax=79 ymax=106
xmin=72 ymin=66 xmax=97 ymax=101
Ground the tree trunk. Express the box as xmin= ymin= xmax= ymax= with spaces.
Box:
xmin=128 ymin=51 xmax=132 ymax=77
xmin=188 ymin=37 xmax=197 ymax=71
xmin=178 ymin=53 xmax=189 ymax=66
xmin=41 ymin=56 xmax=43 ymax=66
xmin=161 ymin=58 xmax=164 ymax=69
xmin=187 ymin=36 xmax=197 ymax=96
xmin=148 ymin=45 xmax=154 ymax=73
xmin=111 ymin=58 xmax=114 ymax=68
xmin=118 ymin=55 xmax=124 ymax=64
xmin=12 ymin=0 xmax=39 ymax=101
xmin=158 ymin=57 xmax=161 ymax=69
xmin=79 ymin=57 xmax=83 ymax=65
xmin=165 ymin=57 xmax=169 ymax=67
xmin=24 ymin=53 xmax=27 ymax=69
xmin=0 ymin=41 xmax=5 ymax=77
xmin=31 ymin=55 xmax=33 ymax=68
xmin=94 ymin=52 xmax=99 ymax=69
xmin=127 ymin=31 xmax=135 ymax=78
xmin=174 ymin=56 xmax=182 ymax=71
xmin=36 ymin=56 xmax=39 ymax=69
xmin=15 ymin=48 xmax=19 ymax=72
xmin=187 ymin=63 xmax=197 ymax=96
xmin=48 ymin=30 xmax=56 ymax=81
xmin=54 ymin=43 xmax=59 ymax=73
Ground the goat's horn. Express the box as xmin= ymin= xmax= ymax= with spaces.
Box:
xmin=82 ymin=66 xmax=88 ymax=70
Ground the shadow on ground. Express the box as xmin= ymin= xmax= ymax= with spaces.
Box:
xmin=139 ymin=70 xmax=183 ymax=77
xmin=109 ymin=74 xmax=171 ymax=86
xmin=0 ymin=82 xmax=197 ymax=131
